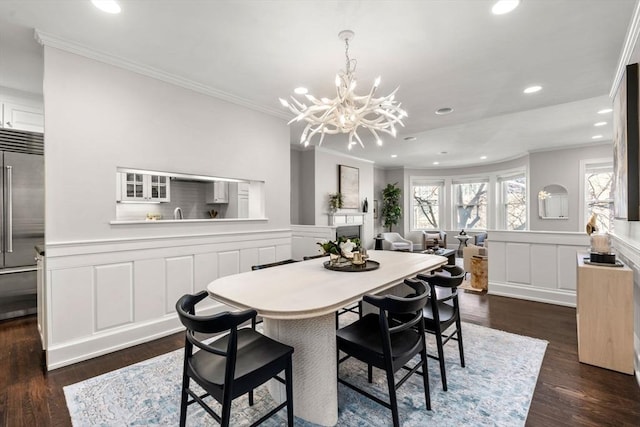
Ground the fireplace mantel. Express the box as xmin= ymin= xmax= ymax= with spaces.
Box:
xmin=329 ymin=211 xmax=365 ymax=226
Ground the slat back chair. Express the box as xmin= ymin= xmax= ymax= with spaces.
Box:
xmin=176 ymin=291 xmax=294 ymax=427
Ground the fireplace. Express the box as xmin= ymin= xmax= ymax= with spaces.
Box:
xmin=336 ymin=225 xmax=361 ymax=241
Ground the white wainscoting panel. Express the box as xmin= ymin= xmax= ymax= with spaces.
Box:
xmin=165 ymin=256 xmax=194 ymax=314
xmin=489 ymin=241 xmax=507 ymax=282
xmin=530 ymin=244 xmax=557 ymax=289
xmin=218 ymin=251 xmax=240 ymax=278
xmin=558 ymin=245 xmax=579 ymax=291
xmin=506 ymin=243 xmax=531 ymax=284
xmin=240 ymin=248 xmax=259 ymax=272
xmin=134 ymin=258 xmax=166 ymax=322
xmin=43 ymin=229 xmax=292 ymax=370
xmin=95 ymin=263 xmax=133 ymax=330
xmin=291 ymin=225 xmax=335 ymax=260
xmin=258 ymin=246 xmax=276 ymax=265
xmin=194 ymin=252 xmax=219 ymax=310
xmin=488 ymin=231 xmax=589 ymax=307
xmin=50 ymin=267 xmax=94 ymax=344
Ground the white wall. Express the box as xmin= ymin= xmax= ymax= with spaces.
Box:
xmin=44 ymin=47 xmax=290 ymax=242
xmin=290 ymin=148 xmax=301 ymax=224
xmin=42 ymin=46 xmax=292 ymax=369
xmin=610 ymin=222 xmax=640 ymax=382
xmin=529 ymin=144 xmax=612 ymax=232
xmin=299 ymin=149 xmax=316 ymax=225
xmin=313 ymin=148 xmax=375 ymax=249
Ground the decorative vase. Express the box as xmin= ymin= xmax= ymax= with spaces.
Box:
xmin=330 ymin=253 xmax=341 ymax=266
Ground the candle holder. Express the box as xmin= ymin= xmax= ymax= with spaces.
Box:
xmin=589 ymin=233 xmax=616 ymax=264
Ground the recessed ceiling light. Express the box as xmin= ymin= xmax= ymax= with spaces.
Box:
xmin=492 ymin=0 xmax=520 ymax=15
xmin=294 ymin=87 xmax=308 ymax=95
xmin=91 ymin=0 xmax=121 ymax=14
xmin=597 ymin=108 xmax=613 ymax=114
xmin=391 ymin=154 xmax=398 ymax=158
xmin=594 ymin=121 xmax=607 ymax=127
xmin=592 ymin=135 xmax=603 ymax=139
xmin=435 ymin=107 xmax=454 ymax=115
xmin=403 ymin=136 xmax=417 ymax=141
xmin=480 ymin=155 xmax=488 ymax=160
xmin=523 ymin=85 xmax=542 ymax=94
xmin=433 ymin=161 xmax=440 ymax=165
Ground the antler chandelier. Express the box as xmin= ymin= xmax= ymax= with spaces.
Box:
xmin=279 ymin=30 xmax=407 ymax=150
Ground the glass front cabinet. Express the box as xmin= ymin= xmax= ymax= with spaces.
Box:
xmin=118 ymin=172 xmax=170 ymax=202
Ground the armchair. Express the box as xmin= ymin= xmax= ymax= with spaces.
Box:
xmin=422 ymin=231 xmax=447 ymax=250
xmin=474 ymin=232 xmax=488 ymax=247
xmin=381 ymin=232 xmax=413 ymax=251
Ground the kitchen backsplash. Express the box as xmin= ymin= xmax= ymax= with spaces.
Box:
xmin=115 ymin=180 xmax=228 ymax=220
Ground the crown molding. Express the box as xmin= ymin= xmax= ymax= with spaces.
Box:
xmin=314 ymin=145 xmax=376 ymax=164
xmin=34 ymin=30 xmax=289 ymax=120
xmin=609 ymin=1 xmax=640 ymax=98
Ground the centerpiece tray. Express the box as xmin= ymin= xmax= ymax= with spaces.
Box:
xmin=323 ymin=259 xmax=380 ymax=272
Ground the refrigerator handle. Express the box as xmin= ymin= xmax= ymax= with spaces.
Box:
xmin=6 ymin=165 xmax=12 ymax=253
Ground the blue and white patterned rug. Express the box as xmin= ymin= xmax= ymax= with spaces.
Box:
xmin=64 ymin=322 xmax=547 ymax=426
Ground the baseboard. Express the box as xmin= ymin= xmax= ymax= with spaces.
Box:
xmin=488 ymin=281 xmax=576 ymax=307
xmin=45 ymin=303 xmax=225 ymax=370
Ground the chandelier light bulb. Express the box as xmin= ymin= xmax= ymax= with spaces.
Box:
xmin=280 ymin=30 xmax=406 ymax=149
xmin=492 ymin=0 xmax=520 ymax=15
xmin=91 ymin=0 xmax=121 ymax=14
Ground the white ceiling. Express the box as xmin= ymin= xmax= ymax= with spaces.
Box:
xmin=0 ymin=0 xmax=636 ymax=168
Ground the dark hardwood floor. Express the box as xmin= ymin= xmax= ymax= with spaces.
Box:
xmin=1 ymin=292 xmax=639 ymax=426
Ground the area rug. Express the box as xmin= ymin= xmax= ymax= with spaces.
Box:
xmin=64 ymin=322 xmax=547 ymax=426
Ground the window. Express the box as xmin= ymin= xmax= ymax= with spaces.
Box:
xmin=411 ymin=180 xmax=443 ymax=230
xmin=585 ymin=161 xmax=613 ymax=233
xmin=500 ymin=173 xmax=527 ymax=230
xmin=453 ymin=180 xmax=488 ymax=230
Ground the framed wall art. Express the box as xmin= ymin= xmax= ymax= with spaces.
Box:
xmin=339 ymin=165 xmax=359 ymax=209
xmin=613 ymin=62 xmax=640 ymax=221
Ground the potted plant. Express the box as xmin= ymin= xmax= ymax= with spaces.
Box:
xmin=381 ymin=183 xmax=402 ymax=232
xmin=328 ymin=192 xmax=344 ymax=213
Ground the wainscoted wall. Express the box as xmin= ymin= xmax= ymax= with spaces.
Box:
xmin=610 ymin=220 xmax=640 ymax=383
xmin=43 ymin=229 xmax=292 ymax=370
xmin=488 ymin=231 xmax=589 ymax=307
xmin=291 ymin=225 xmax=335 ymax=260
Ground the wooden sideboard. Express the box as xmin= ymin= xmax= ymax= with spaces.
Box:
xmin=576 ymin=253 xmax=634 ymax=374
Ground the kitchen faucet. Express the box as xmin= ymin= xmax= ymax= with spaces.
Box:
xmin=173 ymin=207 xmax=183 ymax=220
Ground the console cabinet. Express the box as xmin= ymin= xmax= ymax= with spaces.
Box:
xmin=576 ymin=253 xmax=634 ymax=374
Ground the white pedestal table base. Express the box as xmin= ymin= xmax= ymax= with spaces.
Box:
xmin=263 ymin=313 xmax=338 ymax=426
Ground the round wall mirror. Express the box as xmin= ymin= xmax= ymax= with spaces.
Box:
xmin=538 ymin=184 xmax=569 ymax=219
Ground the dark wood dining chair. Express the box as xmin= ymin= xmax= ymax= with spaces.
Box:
xmin=417 ymin=265 xmax=466 ymax=391
xmin=251 ymin=258 xmax=298 ymax=270
xmin=175 ymin=291 xmax=294 ymax=427
xmin=336 ymin=278 xmax=431 ymax=427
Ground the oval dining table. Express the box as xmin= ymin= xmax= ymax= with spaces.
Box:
xmin=207 ymin=249 xmax=447 ymax=426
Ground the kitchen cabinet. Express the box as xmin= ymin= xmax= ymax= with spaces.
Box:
xmin=1 ymin=101 xmax=44 ymax=133
xmin=118 ymin=172 xmax=170 ymax=202
xmin=576 ymin=253 xmax=634 ymax=374
xmin=206 ymin=181 xmax=229 ymax=203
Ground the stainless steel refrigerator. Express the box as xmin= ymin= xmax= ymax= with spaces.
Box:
xmin=0 ymin=129 xmax=44 ymax=320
